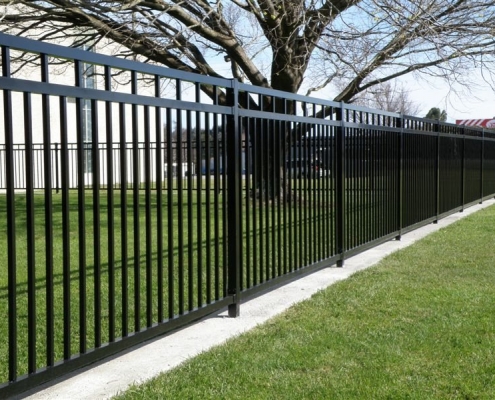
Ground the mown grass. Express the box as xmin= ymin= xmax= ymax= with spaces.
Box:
xmin=115 ymin=204 xmax=495 ymax=400
xmin=0 ymin=189 xmax=228 ymax=381
xmin=0 ymin=175 xmax=412 ymax=384
xmin=0 ymin=184 xmax=331 ymax=382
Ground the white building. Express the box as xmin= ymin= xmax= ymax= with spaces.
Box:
xmin=0 ymin=30 xmax=171 ymax=189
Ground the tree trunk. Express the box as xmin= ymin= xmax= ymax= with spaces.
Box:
xmin=248 ymin=97 xmax=297 ymax=201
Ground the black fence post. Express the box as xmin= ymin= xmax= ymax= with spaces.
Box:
xmin=227 ymin=79 xmax=241 ymax=317
xmin=434 ymin=120 xmax=440 ymax=223
xmin=480 ymin=129 xmax=484 ymax=203
xmin=3 ymin=44 xmax=18 ymax=384
xmin=336 ymin=102 xmax=345 ymax=267
xmin=396 ymin=115 xmax=403 ymax=240
xmin=461 ymin=127 xmax=466 ymax=211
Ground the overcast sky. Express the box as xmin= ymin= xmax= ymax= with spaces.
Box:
xmin=309 ymin=74 xmax=495 ymax=124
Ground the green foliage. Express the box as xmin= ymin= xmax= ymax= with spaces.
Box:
xmin=425 ymin=107 xmax=447 ymax=121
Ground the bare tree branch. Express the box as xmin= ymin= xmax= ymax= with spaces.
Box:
xmin=2 ymin=0 xmax=495 ymax=106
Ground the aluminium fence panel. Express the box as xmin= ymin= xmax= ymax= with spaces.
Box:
xmin=464 ymin=138 xmax=483 ymax=205
xmin=343 ymin=121 xmax=400 ymax=252
xmin=402 ymin=132 xmax=437 ymax=227
xmin=236 ymin=84 xmax=340 ymax=293
xmin=0 ymin=33 xmax=234 ymax=396
xmin=439 ymin=136 xmax=463 ymax=214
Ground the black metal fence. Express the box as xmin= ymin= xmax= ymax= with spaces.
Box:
xmin=0 ymin=141 xmax=229 ymax=191
xmin=1 ymin=32 xmax=495 ymax=398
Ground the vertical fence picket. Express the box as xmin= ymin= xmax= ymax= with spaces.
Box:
xmin=105 ymin=66 xmax=116 ymax=342
xmin=263 ymin=98 xmax=269 ymax=281
xmin=176 ymin=81 xmax=185 ymax=316
xmin=3 ymin=45 xmax=18 ymax=382
xmin=154 ymin=75 xmax=164 ymax=323
xmin=60 ymin=96 xmax=71 ymax=360
xmin=213 ymin=111 xmax=221 ymax=300
xmin=222 ymin=115 xmax=228 ymax=300
xmin=166 ymin=108 xmax=175 ymax=319
xmin=131 ymin=71 xmax=141 ymax=332
xmin=75 ymin=59 xmax=87 ymax=355
xmin=205 ymin=109 xmax=216 ymax=300
xmin=186 ymin=109 xmax=194 ymax=312
xmin=23 ymin=92 xmax=37 ymax=373
xmin=41 ymin=53 xmax=55 ymax=367
xmin=119 ymin=102 xmax=129 ymax=337
xmin=144 ymin=104 xmax=153 ymax=327
xmin=302 ymin=104 xmax=309 ymax=267
xmin=91 ymin=98 xmax=102 ymax=348
xmin=194 ymin=83 xmax=204 ymax=306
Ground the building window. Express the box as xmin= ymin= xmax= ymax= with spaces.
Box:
xmin=81 ymin=45 xmax=95 ymax=173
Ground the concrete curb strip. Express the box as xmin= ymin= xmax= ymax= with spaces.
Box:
xmin=19 ymin=199 xmax=495 ymax=400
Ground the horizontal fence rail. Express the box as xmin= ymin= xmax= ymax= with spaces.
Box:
xmin=0 ymin=141 xmax=231 ymax=191
xmin=1 ymin=32 xmax=495 ymax=398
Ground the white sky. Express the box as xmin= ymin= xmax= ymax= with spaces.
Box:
xmin=308 ymin=73 xmax=495 ymax=124
xmin=400 ymin=72 xmax=495 ymax=123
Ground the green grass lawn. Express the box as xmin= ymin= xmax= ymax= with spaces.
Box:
xmin=114 ymin=204 xmax=495 ymax=400
xmin=0 ymin=185 xmax=334 ymax=382
xmin=0 ymin=189 xmax=228 ymax=381
xmin=0 ymin=177 xmax=422 ymax=385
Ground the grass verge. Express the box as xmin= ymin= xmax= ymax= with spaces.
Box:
xmin=115 ymin=204 xmax=495 ymax=400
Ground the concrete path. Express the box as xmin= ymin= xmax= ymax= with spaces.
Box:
xmin=18 ymin=199 xmax=495 ymax=400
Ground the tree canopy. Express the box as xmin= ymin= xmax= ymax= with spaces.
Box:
xmin=351 ymin=81 xmax=420 ymax=115
xmin=2 ymin=1 xmax=495 ymax=106
xmin=425 ymin=107 xmax=447 ymax=121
